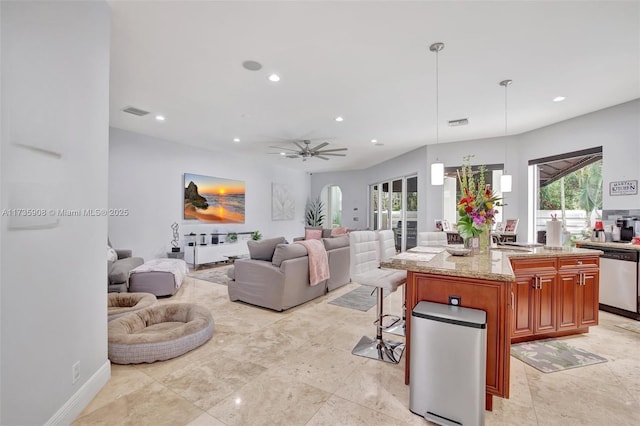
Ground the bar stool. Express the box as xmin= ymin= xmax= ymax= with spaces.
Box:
xmin=377 ymin=229 xmax=406 ymax=336
xmin=349 ymin=230 xmax=407 ymax=363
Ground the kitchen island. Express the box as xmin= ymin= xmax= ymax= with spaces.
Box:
xmin=381 ymin=245 xmax=602 ymax=410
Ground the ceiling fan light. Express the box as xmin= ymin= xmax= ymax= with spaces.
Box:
xmin=501 ymin=174 xmax=512 ymax=193
xmin=431 ymin=162 xmax=444 ymax=186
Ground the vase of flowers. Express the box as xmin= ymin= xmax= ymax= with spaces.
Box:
xmin=456 ymin=156 xmax=503 ymax=253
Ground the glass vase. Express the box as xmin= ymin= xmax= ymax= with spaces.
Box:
xmin=479 ymin=225 xmax=491 ymax=253
xmin=464 ymin=236 xmax=480 ymax=254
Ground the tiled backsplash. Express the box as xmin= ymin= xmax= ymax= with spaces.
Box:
xmin=602 ymin=209 xmax=640 ymax=220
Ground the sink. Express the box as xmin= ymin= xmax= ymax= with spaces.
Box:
xmin=490 ymin=247 xmax=532 ymax=253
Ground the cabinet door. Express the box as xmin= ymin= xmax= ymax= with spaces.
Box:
xmin=557 ymin=272 xmax=579 ymax=331
xmin=579 ymin=269 xmax=599 ymax=327
xmin=512 ymin=274 xmax=534 ymax=338
xmin=533 ymin=272 xmax=558 ymax=334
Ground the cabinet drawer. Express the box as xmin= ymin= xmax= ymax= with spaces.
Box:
xmin=558 ymin=256 xmax=599 ymax=270
xmin=510 ymin=258 xmax=557 ymax=272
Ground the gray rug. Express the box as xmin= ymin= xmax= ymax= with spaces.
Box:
xmin=616 ymin=322 xmax=640 ymax=335
xmin=328 ymin=285 xmax=390 ymax=312
xmin=189 ymin=265 xmax=234 ymax=286
xmin=511 ymin=339 xmax=607 ymax=373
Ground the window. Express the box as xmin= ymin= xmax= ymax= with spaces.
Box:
xmin=529 ymin=147 xmax=603 ymax=242
xmin=320 ymin=185 xmax=343 ymax=228
xmin=443 ymin=164 xmax=505 ymax=231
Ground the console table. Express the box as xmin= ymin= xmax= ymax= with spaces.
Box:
xmin=184 ymin=232 xmax=252 ymax=268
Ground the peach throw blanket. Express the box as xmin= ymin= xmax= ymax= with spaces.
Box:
xmin=296 ymin=239 xmax=330 ymax=286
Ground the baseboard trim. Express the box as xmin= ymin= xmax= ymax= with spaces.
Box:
xmin=45 ymin=360 xmax=111 ymax=426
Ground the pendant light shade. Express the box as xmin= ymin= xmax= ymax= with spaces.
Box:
xmin=431 ymin=162 xmax=444 ymax=185
xmin=430 ymin=42 xmax=445 ymax=186
xmin=499 ymin=79 xmax=513 ymax=193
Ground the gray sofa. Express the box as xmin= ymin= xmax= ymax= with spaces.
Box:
xmin=108 ymin=247 xmax=144 ymax=293
xmin=228 ymin=235 xmax=350 ymax=311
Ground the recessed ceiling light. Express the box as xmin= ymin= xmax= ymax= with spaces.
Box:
xmin=371 ymin=139 xmax=378 ymax=144
xmin=233 ymin=138 xmax=240 ymax=143
xmin=268 ymin=74 xmax=280 ymax=82
xmin=553 ymin=96 xmax=566 ymax=102
xmin=155 ymin=115 xmax=165 ymax=121
xmin=335 ymin=116 xmax=344 ymax=122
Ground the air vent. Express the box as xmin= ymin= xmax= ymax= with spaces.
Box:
xmin=121 ymin=106 xmax=150 ymax=117
xmin=448 ymin=118 xmax=469 ymax=127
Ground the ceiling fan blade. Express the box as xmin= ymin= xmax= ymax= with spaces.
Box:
xmin=310 ymin=142 xmax=329 ymax=151
xmin=316 ymin=148 xmax=348 ymax=153
xmin=293 ymin=141 xmax=306 ymax=151
xmin=320 ymin=153 xmax=346 ymax=157
xmin=285 ymin=154 xmax=300 ymax=158
xmin=269 ymin=146 xmax=299 ymax=152
xmin=315 ymin=155 xmax=330 ymax=160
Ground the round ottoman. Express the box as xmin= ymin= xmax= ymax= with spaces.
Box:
xmin=108 ymin=303 xmax=214 ymax=364
xmin=108 ymin=292 xmax=157 ymax=321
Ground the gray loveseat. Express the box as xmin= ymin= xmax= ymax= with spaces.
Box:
xmin=228 ymin=235 xmax=350 ymax=311
xmin=108 ymin=246 xmax=144 ymax=293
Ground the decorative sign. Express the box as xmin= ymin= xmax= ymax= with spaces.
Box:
xmin=609 ymin=180 xmax=638 ymax=196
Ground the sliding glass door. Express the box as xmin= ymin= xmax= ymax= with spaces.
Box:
xmin=370 ymin=175 xmax=417 ymax=251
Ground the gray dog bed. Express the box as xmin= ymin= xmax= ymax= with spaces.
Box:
xmin=108 ymin=303 xmax=214 ymax=364
xmin=108 ymin=292 xmax=157 ymax=321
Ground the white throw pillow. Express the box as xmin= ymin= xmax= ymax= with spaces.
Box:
xmin=107 ymin=247 xmax=118 ymax=262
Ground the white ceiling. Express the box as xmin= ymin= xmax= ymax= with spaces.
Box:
xmin=108 ymin=1 xmax=640 ymax=173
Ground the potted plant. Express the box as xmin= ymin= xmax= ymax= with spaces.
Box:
xmin=227 ymin=232 xmax=238 ymax=243
xmin=252 ymin=230 xmax=262 ymax=241
xmin=305 ymin=196 xmax=325 ymax=227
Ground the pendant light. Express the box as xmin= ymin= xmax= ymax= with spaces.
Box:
xmin=430 ymin=42 xmax=445 ymax=186
xmin=499 ymin=79 xmax=513 ymax=193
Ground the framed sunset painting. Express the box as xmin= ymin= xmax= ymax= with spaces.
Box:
xmin=183 ymin=173 xmax=245 ymax=223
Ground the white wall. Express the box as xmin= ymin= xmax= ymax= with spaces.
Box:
xmin=311 ymin=146 xmax=428 ymax=231
xmin=312 ymin=99 xmax=640 ymax=243
xmin=1 ymin=2 xmax=111 ymax=424
xmin=109 ymin=128 xmax=310 ymax=261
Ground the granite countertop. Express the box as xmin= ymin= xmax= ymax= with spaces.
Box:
xmin=575 ymin=240 xmax=640 ymax=251
xmin=381 ymin=246 xmax=603 ymax=282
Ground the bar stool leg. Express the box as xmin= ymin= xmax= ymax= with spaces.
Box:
xmin=385 ymin=284 xmax=406 ymax=336
xmin=351 ymin=287 xmax=405 ymax=364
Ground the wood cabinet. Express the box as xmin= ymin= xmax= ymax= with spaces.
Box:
xmin=510 ymin=255 xmax=599 ymax=343
xmin=557 ymin=257 xmax=599 ymax=330
xmin=511 ymin=258 xmax=558 ymax=338
xmin=404 ymin=271 xmax=511 ymax=410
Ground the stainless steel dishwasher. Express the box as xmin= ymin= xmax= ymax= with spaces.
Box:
xmin=582 ymin=245 xmax=639 ymax=319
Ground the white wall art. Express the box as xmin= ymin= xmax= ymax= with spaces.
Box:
xmin=272 ymin=182 xmax=295 ymax=220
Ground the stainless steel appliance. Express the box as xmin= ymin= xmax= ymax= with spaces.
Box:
xmin=410 ymin=301 xmax=486 ymax=426
xmin=582 ymin=245 xmax=639 ymax=320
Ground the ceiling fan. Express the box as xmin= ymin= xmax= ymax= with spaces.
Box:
xmin=269 ymin=140 xmax=348 ymax=161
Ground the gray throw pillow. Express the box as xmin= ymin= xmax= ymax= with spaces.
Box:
xmin=272 ymin=243 xmax=308 ymax=267
xmin=247 ymin=237 xmax=286 ymax=261
xmin=323 ymin=235 xmax=349 ymax=250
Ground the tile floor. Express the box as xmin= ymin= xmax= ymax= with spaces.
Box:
xmin=75 ymin=274 xmax=640 ymax=425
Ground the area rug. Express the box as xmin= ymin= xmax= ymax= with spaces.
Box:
xmin=615 ymin=322 xmax=640 ymax=335
xmin=328 ymin=285 xmax=390 ymax=312
xmin=189 ymin=265 xmax=233 ymax=286
xmin=510 ymin=339 xmax=607 ymax=373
